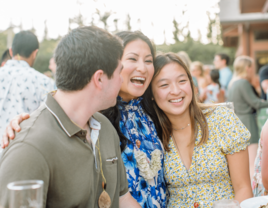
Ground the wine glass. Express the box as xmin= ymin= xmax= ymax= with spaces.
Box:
xmin=215 ymin=102 xmax=234 ymax=111
xmin=213 ymin=199 xmax=240 ymax=208
xmin=7 ymin=180 xmax=43 ymax=208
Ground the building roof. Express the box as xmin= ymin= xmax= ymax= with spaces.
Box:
xmin=219 ymin=0 xmax=268 ymax=24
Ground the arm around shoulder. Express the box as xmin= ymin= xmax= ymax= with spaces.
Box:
xmin=0 ymin=143 xmax=49 ymax=208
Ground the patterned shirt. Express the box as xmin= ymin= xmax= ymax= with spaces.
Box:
xmin=0 ymin=60 xmax=55 ymax=137
xmin=118 ymin=97 xmax=167 ymax=208
xmin=164 ymin=106 xmax=250 ymax=208
xmin=252 ymin=136 xmax=268 ymax=196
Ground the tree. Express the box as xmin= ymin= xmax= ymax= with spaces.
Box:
xmin=125 ymin=14 xmax=131 ymax=31
xmin=96 ymin=8 xmax=112 ymax=31
xmin=43 ymin=20 xmax=48 ymax=41
xmin=207 ymin=11 xmax=222 ymax=45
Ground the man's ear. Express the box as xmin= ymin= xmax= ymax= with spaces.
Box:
xmin=92 ymin=70 xmax=105 ymax=89
xmin=32 ymin=49 xmax=38 ymax=60
xmin=9 ymin=48 xmax=13 ymax=57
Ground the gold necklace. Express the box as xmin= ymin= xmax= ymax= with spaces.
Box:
xmin=172 ymin=134 xmax=199 ymax=208
xmin=173 ymin=123 xmax=190 ymax=131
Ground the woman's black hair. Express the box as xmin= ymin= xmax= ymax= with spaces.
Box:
xmin=101 ymin=31 xmax=162 ymax=152
xmin=210 ymin=69 xmax=221 ymax=88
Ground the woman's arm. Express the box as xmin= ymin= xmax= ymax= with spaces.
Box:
xmin=240 ymin=79 xmax=268 ymax=109
xmin=227 ymin=147 xmax=253 ymax=203
xmin=119 ymin=192 xmax=141 ymax=208
xmin=261 ymin=120 xmax=268 ymax=190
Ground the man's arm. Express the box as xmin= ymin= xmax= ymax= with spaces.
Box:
xmin=119 ymin=192 xmax=141 ymax=208
xmin=0 ymin=143 xmax=49 ymax=208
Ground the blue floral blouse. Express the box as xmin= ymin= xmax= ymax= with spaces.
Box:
xmin=118 ymin=96 xmax=167 ymax=208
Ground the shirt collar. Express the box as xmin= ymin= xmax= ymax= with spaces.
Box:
xmin=45 ymin=92 xmax=100 ymax=137
xmin=5 ymin=60 xmax=30 ymax=68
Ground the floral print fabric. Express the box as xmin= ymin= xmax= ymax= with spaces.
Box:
xmin=252 ymin=137 xmax=268 ymax=196
xmin=118 ymin=97 xmax=167 ymax=208
xmin=164 ymin=106 xmax=250 ymax=208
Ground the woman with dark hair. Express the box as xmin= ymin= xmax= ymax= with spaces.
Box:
xmin=204 ymin=69 xmax=223 ymax=103
xmin=149 ymin=52 xmax=252 ymax=207
xmin=2 ymin=31 xmax=166 ymax=208
xmin=101 ymin=31 xmax=166 ymax=208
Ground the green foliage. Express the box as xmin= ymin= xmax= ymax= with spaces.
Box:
xmin=156 ymin=39 xmax=236 ymax=66
xmin=0 ymin=33 xmax=8 ymax=60
xmin=33 ymin=38 xmax=59 ymax=73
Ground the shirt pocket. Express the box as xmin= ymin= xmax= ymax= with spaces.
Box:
xmin=103 ymin=156 xmax=118 ymax=199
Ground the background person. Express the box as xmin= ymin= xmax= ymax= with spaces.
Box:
xmin=190 ymin=61 xmax=207 ymax=102
xmin=0 ymin=31 xmax=55 ymax=139
xmin=204 ymin=69 xmax=223 ymax=103
xmin=150 ymin=52 xmax=252 ymax=207
xmin=259 ymin=64 xmax=268 ymax=100
xmin=213 ymin=53 xmax=232 ymax=94
xmin=0 ymin=49 xmax=11 ymax=67
xmin=177 ymin=51 xmax=199 ymax=97
xmin=228 ymin=56 xmax=268 ymax=181
xmin=48 ymin=56 xmax=57 ymax=77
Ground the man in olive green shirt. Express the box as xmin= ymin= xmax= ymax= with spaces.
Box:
xmin=0 ymin=26 xmax=140 ymax=208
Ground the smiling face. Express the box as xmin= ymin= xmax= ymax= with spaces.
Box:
xmin=152 ymin=62 xmax=193 ymax=118
xmin=118 ymin=39 xmax=154 ymax=102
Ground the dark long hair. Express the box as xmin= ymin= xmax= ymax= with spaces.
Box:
xmin=149 ymin=53 xmax=213 ymax=151
xmin=101 ymin=31 xmax=162 ymax=152
xmin=210 ymin=69 xmax=221 ymax=88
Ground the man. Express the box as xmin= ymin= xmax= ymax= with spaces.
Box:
xmin=0 ymin=26 xmax=140 ymax=208
xmin=0 ymin=49 xmax=11 ymax=66
xmin=213 ymin=53 xmax=233 ymax=94
xmin=48 ymin=56 xmax=57 ymax=77
xmin=259 ymin=64 xmax=268 ymax=100
xmin=0 ymin=31 xmax=55 ymax=138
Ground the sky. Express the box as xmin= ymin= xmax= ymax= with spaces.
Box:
xmin=0 ymin=0 xmax=220 ymax=45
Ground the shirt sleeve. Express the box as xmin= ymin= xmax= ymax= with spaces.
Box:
xmin=215 ymin=106 xmax=251 ymax=155
xmin=0 ymin=143 xmax=49 ymax=208
xmin=239 ymin=79 xmax=268 ymax=109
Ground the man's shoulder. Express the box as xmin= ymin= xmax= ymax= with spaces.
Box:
xmin=93 ymin=112 xmax=112 ymax=127
xmin=259 ymin=65 xmax=268 ymax=77
xmin=93 ymin=112 xmax=118 ymax=139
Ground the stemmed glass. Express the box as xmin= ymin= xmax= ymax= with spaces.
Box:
xmin=215 ymin=102 xmax=234 ymax=111
xmin=213 ymin=199 xmax=240 ymax=208
xmin=7 ymin=180 xmax=43 ymax=208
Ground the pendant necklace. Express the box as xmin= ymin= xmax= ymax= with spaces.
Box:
xmin=173 ymin=123 xmax=190 ymax=131
xmin=172 ymin=133 xmax=199 ymax=208
xmin=95 ymin=138 xmax=112 ymax=208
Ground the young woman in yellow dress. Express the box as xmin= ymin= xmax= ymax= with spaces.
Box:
xmin=148 ymin=52 xmax=253 ymax=207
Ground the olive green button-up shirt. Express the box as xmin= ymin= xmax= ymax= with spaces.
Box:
xmin=0 ymin=93 xmax=128 ymax=208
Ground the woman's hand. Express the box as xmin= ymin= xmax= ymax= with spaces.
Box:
xmin=1 ymin=113 xmax=30 ymax=149
xmin=227 ymin=147 xmax=253 ymax=203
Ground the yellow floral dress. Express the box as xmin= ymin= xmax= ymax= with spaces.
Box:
xmin=164 ymin=106 xmax=250 ymax=208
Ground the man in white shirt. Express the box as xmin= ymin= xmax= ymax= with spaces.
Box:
xmin=0 ymin=31 xmax=55 ymax=137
